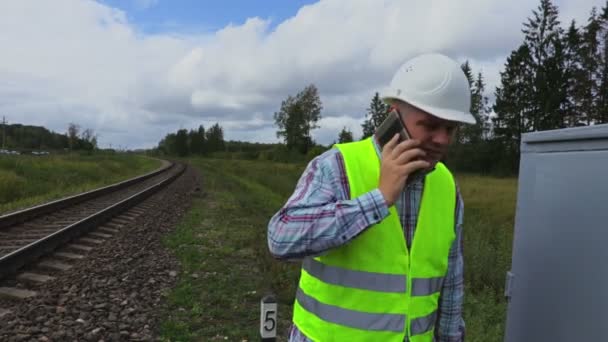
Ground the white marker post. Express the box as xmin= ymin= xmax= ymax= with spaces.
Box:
xmin=260 ymin=294 xmax=277 ymax=341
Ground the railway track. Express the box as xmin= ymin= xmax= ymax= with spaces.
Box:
xmin=0 ymin=160 xmax=185 ymax=299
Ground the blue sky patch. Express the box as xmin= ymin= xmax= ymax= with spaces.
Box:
xmin=97 ymin=0 xmax=319 ymax=34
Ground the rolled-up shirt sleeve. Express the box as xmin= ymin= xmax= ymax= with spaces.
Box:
xmin=267 ymin=148 xmax=389 ymax=261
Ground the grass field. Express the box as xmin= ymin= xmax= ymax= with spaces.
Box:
xmin=161 ymin=158 xmax=517 ymax=341
xmin=0 ymin=154 xmax=162 ymax=214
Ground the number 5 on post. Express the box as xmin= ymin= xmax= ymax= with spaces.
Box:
xmin=260 ymin=294 xmax=277 ymax=341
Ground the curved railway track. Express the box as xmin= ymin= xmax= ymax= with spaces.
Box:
xmin=0 ymin=160 xmax=185 ymax=289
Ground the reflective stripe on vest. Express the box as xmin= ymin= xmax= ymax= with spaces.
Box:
xmin=303 ymin=258 xmax=444 ymax=296
xmin=296 ymin=288 xmax=406 ymax=332
xmin=297 ymin=288 xmax=439 ymax=335
xmin=411 ymin=310 xmax=438 ymax=335
xmin=303 ymin=258 xmax=406 ymax=293
xmin=411 ymin=277 xmax=444 ymax=296
xmin=292 ymin=137 xmax=456 ymax=342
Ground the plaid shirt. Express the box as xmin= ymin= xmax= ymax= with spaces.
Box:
xmin=267 ymin=137 xmax=465 ymax=341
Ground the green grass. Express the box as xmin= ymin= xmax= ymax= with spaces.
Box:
xmin=161 ymin=158 xmax=517 ymax=341
xmin=0 ymin=154 xmax=162 ymax=214
xmin=456 ymin=174 xmax=517 ymax=341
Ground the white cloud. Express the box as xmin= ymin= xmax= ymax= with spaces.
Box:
xmin=0 ymin=0 xmax=606 ymax=149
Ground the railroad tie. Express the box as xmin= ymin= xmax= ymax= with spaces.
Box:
xmin=104 ymin=222 xmax=123 ymax=230
xmin=37 ymin=260 xmax=72 ymax=272
xmin=113 ymin=218 xmax=132 ymax=225
xmin=53 ymin=252 xmax=85 ymax=261
xmin=98 ymin=227 xmax=119 ymax=234
xmin=67 ymin=244 xmax=93 ymax=252
xmin=79 ymin=237 xmax=104 ymax=245
xmin=17 ymin=272 xmax=55 ymax=284
xmin=0 ymin=287 xmax=37 ymax=300
xmin=89 ymin=232 xmax=112 ymax=239
xmin=0 ymin=308 xmax=12 ymax=319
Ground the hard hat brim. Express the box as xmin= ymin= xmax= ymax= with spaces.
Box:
xmin=382 ymin=95 xmax=477 ymax=125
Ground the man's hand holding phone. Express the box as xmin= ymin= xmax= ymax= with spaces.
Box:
xmin=378 ymin=134 xmax=430 ymax=207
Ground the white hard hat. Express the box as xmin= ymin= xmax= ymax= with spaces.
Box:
xmin=381 ymin=53 xmax=477 ymax=124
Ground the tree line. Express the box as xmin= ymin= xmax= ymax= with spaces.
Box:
xmin=0 ymin=121 xmax=98 ymax=153
xmin=156 ymin=123 xmax=225 ymax=157
xmin=460 ymin=0 xmax=608 ymax=174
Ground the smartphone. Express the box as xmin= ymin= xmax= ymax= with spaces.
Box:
xmin=374 ymin=109 xmax=411 ymax=147
xmin=374 ymin=109 xmax=426 ymax=180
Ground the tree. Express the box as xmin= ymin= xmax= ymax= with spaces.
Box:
xmin=445 ymin=63 xmax=494 ymax=174
xmin=597 ymin=3 xmax=608 ymax=123
xmin=474 ymin=72 xmax=492 ymax=140
xmin=206 ymin=123 xmax=225 ymax=153
xmin=461 ymin=61 xmax=474 ymax=86
xmin=67 ymin=123 xmax=80 ymax=151
xmin=493 ymin=44 xmax=535 ymax=172
xmin=274 ymin=84 xmax=323 ymax=154
xmin=158 ymin=133 xmax=177 ymax=155
xmin=522 ymin=0 xmax=567 ymax=131
xmin=338 ymin=127 xmax=354 ymax=143
xmin=80 ymin=128 xmax=97 ymax=151
xmin=457 ymin=62 xmax=489 ymax=144
xmin=562 ymin=20 xmax=586 ymax=127
xmin=175 ymin=129 xmax=189 ymax=157
xmin=579 ymin=8 xmax=603 ymax=125
xmin=361 ymin=92 xmax=390 ymax=139
xmin=189 ymin=125 xmax=205 ymax=155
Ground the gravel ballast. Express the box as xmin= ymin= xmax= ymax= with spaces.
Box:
xmin=0 ymin=164 xmax=200 ymax=341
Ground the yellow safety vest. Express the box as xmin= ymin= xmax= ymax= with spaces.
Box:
xmin=292 ymin=137 xmax=456 ymax=341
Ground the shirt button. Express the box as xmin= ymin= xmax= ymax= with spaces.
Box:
xmin=373 ymin=214 xmax=379 ymax=220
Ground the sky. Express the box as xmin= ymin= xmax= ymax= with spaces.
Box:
xmin=1 ymin=0 xmax=606 ymax=150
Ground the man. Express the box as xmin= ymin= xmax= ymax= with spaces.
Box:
xmin=267 ymin=53 xmax=476 ymax=341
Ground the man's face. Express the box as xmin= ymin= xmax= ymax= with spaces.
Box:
xmin=397 ymin=102 xmax=458 ymax=167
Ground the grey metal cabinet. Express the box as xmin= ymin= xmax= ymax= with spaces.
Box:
xmin=504 ymin=124 xmax=608 ymax=342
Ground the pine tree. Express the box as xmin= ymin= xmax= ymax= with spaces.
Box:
xmin=546 ymin=31 xmax=569 ymax=129
xmin=175 ymin=129 xmax=189 ymax=157
xmin=206 ymin=123 xmax=225 ymax=153
xmin=360 ymin=92 xmax=389 ymax=139
xmin=189 ymin=125 xmax=206 ymax=154
xmin=522 ymin=0 xmax=566 ymax=131
xmin=473 ymin=72 xmax=492 ymax=140
xmin=493 ymin=44 xmax=535 ymax=171
xmin=597 ymin=2 xmax=608 ymax=123
xmin=563 ymin=20 xmax=586 ymax=127
xmin=457 ymin=61 xmax=486 ymax=143
xmin=580 ymin=8 xmax=602 ymax=125
xmin=338 ymin=127 xmax=354 ymax=143
xmin=461 ymin=61 xmax=474 ymax=86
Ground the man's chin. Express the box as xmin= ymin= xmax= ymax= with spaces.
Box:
xmin=422 ymin=156 xmax=440 ymax=168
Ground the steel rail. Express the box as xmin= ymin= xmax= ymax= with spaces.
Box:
xmin=0 ymin=163 xmax=185 ymax=279
xmin=0 ymin=160 xmax=173 ymax=230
